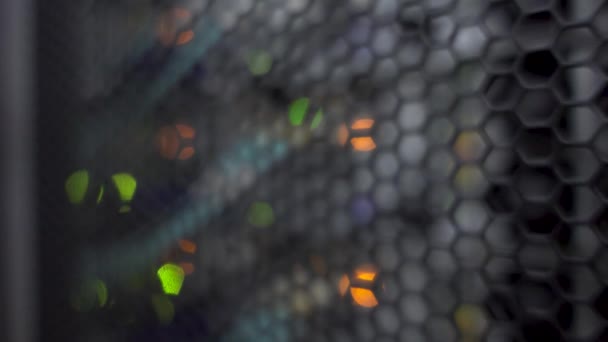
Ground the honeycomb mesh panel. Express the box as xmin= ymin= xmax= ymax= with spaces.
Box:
xmin=37 ymin=0 xmax=608 ymax=341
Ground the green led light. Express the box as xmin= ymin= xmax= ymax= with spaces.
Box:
xmin=96 ymin=279 xmax=108 ymax=307
xmin=310 ymin=109 xmax=324 ymax=129
xmin=151 ymin=294 xmax=175 ymax=324
xmin=289 ymin=98 xmax=309 ymax=126
xmin=247 ymin=50 xmax=273 ymax=76
xmin=112 ymin=173 xmax=137 ymax=202
xmin=96 ymin=185 xmax=105 ymax=204
xmin=247 ymin=201 xmax=275 ymax=228
xmin=70 ymin=278 xmax=107 ymax=312
xmin=157 ymin=263 xmax=185 ymax=295
xmin=66 ymin=170 xmax=89 ymax=204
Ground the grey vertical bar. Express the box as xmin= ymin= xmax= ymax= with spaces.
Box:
xmin=568 ymin=0 xmax=597 ymax=313
xmin=571 ymin=0 xmax=598 ymax=172
xmin=0 ymin=0 xmax=37 ymax=340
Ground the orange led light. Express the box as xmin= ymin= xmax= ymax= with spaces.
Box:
xmin=157 ymin=124 xmax=196 ymax=160
xmin=157 ymin=126 xmax=180 ymax=159
xmin=338 ymin=274 xmax=350 ymax=297
xmin=350 ymin=287 xmax=378 ymax=308
xmin=337 ymin=124 xmax=349 ymax=146
xmin=178 ymin=239 xmax=197 ymax=254
xmin=179 ymin=262 xmax=195 ymax=275
xmin=351 ymin=119 xmax=374 ymax=130
xmin=178 ymin=146 xmax=195 ymax=160
xmin=350 ymin=137 xmax=376 ymax=151
xmin=176 ymin=30 xmax=194 ymax=46
xmin=175 ymin=124 xmax=196 ymax=139
xmin=157 ymin=8 xmax=193 ymax=46
xmin=348 ymin=118 xmax=376 ymax=151
xmin=355 ymin=271 xmax=377 ymax=282
xmin=354 ymin=264 xmax=377 ymax=281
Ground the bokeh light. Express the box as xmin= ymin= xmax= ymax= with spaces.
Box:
xmin=350 ymin=287 xmax=378 ymax=308
xmin=351 ymin=196 xmax=375 ymax=224
xmin=310 ymin=109 xmax=323 ymax=130
xmin=247 ymin=50 xmax=273 ymax=76
xmin=338 ymin=265 xmax=380 ymax=308
xmin=179 ymin=262 xmax=195 ymax=275
xmin=157 ymin=263 xmax=185 ymax=296
xmin=355 ymin=270 xmax=376 ymax=282
xmin=70 ymin=279 xmax=108 ymax=312
xmin=350 ymin=137 xmax=376 ymax=152
xmin=288 ymin=98 xmax=309 ymax=127
xmin=151 ymin=294 xmax=175 ymax=324
xmin=96 ymin=185 xmax=104 ymax=204
xmin=175 ymin=239 xmax=197 ymax=275
xmin=157 ymin=124 xmax=196 ymax=160
xmin=247 ymin=201 xmax=275 ymax=228
xmin=178 ymin=239 xmax=197 ymax=254
xmin=350 ymin=118 xmax=376 ymax=152
xmin=454 ymin=131 xmax=487 ymax=161
xmin=157 ymin=8 xmax=195 ymax=47
xmin=351 ymin=119 xmax=374 ymax=130
xmin=288 ymin=97 xmax=323 ymax=129
xmin=337 ymin=124 xmax=349 ymax=146
xmin=338 ymin=275 xmax=350 ymax=297
xmin=112 ymin=173 xmax=137 ymax=213
xmin=65 ymin=170 xmax=89 ymax=204
xmin=175 ymin=30 xmax=195 ymax=46
xmin=454 ymin=304 xmax=487 ymax=338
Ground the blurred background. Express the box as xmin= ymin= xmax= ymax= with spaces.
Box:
xmin=3 ymin=0 xmax=608 ymax=340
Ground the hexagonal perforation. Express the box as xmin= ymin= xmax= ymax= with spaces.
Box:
xmin=516 ymin=128 xmax=556 ymax=164
xmin=555 ymin=186 xmax=602 ymax=223
xmin=554 ymin=106 xmax=602 ymax=144
xmin=513 ymin=11 xmax=559 ymax=50
xmin=62 ymin=0 xmax=608 ymax=341
xmin=483 ymin=2 xmax=520 ymax=37
xmin=484 ymin=38 xmax=519 ymax=73
xmin=553 ymin=225 xmax=600 ymax=262
xmin=484 ymin=75 xmax=523 ymax=110
xmin=515 ymin=89 xmax=559 ymax=127
xmin=553 ymin=66 xmax=606 ymax=103
xmin=554 ymin=147 xmax=600 ymax=183
xmin=555 ymin=27 xmax=600 ymax=65
xmin=516 ymin=50 xmax=559 ymax=87
xmin=554 ymin=0 xmax=603 ymax=24
xmin=593 ymin=2 xmax=608 ymax=38
xmin=515 ymin=0 xmax=554 ymax=13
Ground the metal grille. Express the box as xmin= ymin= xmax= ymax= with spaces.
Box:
xmin=37 ymin=0 xmax=608 ymax=340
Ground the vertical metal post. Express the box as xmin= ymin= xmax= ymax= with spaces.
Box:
xmin=0 ymin=0 xmax=36 ymax=340
xmin=565 ymin=1 xmax=598 ymax=324
xmin=570 ymin=0 xmax=597 ymax=211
